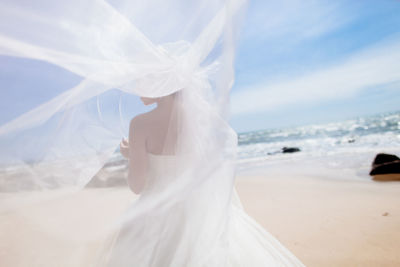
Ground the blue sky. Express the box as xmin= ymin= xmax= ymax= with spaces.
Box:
xmin=1 ymin=0 xmax=400 ymax=133
xmin=231 ymin=0 xmax=400 ymax=131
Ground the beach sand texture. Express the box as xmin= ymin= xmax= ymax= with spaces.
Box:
xmin=236 ymin=174 xmax=400 ymax=267
xmin=1 ymin=173 xmax=400 ymax=267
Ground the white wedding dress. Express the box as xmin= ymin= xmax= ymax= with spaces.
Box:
xmin=96 ymin=152 xmax=306 ymax=267
xmin=0 ymin=1 xmax=307 ymax=266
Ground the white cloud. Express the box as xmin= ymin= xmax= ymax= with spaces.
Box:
xmin=231 ymin=37 xmax=400 ymax=115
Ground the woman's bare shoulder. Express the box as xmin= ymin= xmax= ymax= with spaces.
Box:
xmin=129 ymin=111 xmax=156 ymax=132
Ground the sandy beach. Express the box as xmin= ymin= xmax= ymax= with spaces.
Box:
xmin=1 ymin=171 xmax=400 ymax=267
xmin=236 ymin=173 xmax=400 ymax=267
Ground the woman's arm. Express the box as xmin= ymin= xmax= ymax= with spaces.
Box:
xmin=120 ymin=138 xmax=129 ymax=158
xmin=127 ymin=116 xmax=148 ymax=194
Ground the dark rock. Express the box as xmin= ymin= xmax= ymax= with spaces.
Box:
xmin=370 ymin=164 xmax=400 ymax=175
xmin=369 ymin=153 xmax=400 ymax=176
xmin=282 ymin=147 xmax=301 ymax=153
xmin=371 ymin=153 xmax=399 ymax=167
xmin=348 ymin=138 xmax=355 ymax=143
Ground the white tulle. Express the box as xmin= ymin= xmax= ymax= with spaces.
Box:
xmin=94 ymin=153 xmax=305 ymax=267
xmin=0 ymin=0 xmax=306 ymax=266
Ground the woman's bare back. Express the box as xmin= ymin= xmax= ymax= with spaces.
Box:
xmin=121 ymin=93 xmax=178 ymax=193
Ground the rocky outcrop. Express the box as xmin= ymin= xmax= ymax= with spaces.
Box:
xmin=282 ymin=147 xmax=301 ymax=153
xmin=370 ymin=153 xmax=400 ymax=181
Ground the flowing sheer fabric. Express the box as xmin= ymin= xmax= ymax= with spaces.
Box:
xmin=0 ymin=0 xmax=306 ymax=266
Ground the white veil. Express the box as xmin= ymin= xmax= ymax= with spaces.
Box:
xmin=0 ymin=0 xmax=253 ymax=266
xmin=0 ymin=0 xmax=245 ymax=190
xmin=0 ymin=1 xmax=309 ymax=266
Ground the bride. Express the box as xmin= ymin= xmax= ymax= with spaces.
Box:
xmin=93 ymin=91 xmax=306 ymax=266
xmin=119 ymin=94 xmax=179 ymax=194
xmin=0 ymin=0 xmax=306 ymax=266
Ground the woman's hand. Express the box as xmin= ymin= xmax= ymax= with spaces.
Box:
xmin=120 ymin=138 xmax=130 ymax=158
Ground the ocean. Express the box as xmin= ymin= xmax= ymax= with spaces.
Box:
xmin=236 ymin=110 xmax=400 ymax=179
xmin=1 ymin=110 xmax=399 ymax=191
